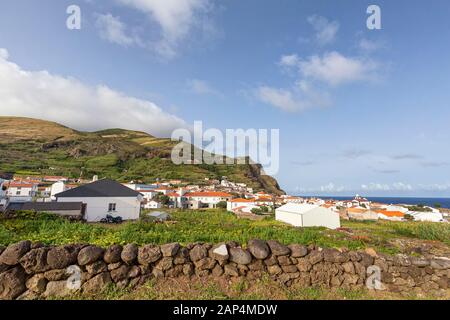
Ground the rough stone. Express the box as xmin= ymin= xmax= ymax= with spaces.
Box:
xmin=266 ymin=240 xmax=290 ymax=256
xmin=342 ymin=261 xmax=355 ymax=274
xmin=161 ymin=243 xmax=180 ymax=257
xmin=0 ymin=266 xmax=26 ymax=300
xmin=430 ymin=258 xmax=450 ymax=270
xmin=138 ymin=245 xmax=162 ymax=265
xmin=16 ymin=290 xmax=40 ymax=301
xmin=308 ymin=251 xmax=324 ymax=265
xmin=288 ymin=244 xmax=308 ymax=258
xmin=278 ymin=256 xmax=292 ymax=266
xmin=211 ymin=244 xmax=229 ymax=261
xmin=26 ymin=274 xmax=47 ymax=294
xmin=110 ymin=265 xmax=130 ymax=283
xmin=173 ymin=247 xmax=189 ymax=265
xmin=108 ymin=262 xmax=122 ymax=271
xmin=121 ymin=244 xmax=138 ymax=264
xmin=77 ymin=246 xmax=104 ymax=266
xmin=19 ymin=247 xmax=49 ymax=274
xmin=43 ymin=280 xmax=76 ymax=298
xmin=189 ymin=245 xmax=208 ymax=262
xmin=264 ymin=255 xmax=278 ymax=266
xmin=104 ymin=245 xmax=122 ymax=264
xmin=86 ymin=261 xmax=108 ymax=275
xmin=183 ymin=263 xmax=194 ymax=276
xmin=44 ymin=269 xmax=68 ymax=281
xmin=194 ymin=257 xmax=216 ymax=270
xmin=82 ymin=272 xmax=112 ymax=294
xmin=229 ymin=248 xmax=252 ymax=265
xmin=128 ymin=265 xmax=141 ymax=278
xmin=0 ymin=241 xmax=31 ymax=266
xmin=282 ymin=265 xmax=298 ymax=273
xmin=248 ymin=239 xmax=270 ymax=260
xmin=47 ymin=245 xmax=80 ymax=269
xmin=212 ymin=264 xmax=224 ymax=277
xmin=410 ymin=257 xmax=430 ymax=267
xmin=267 ymin=265 xmax=283 ymax=275
xmin=297 ymin=258 xmax=312 ymax=272
xmin=224 ymin=264 xmax=239 ymax=277
xmin=155 ymin=257 xmax=173 ymax=271
xmin=323 ymin=249 xmax=349 ymax=263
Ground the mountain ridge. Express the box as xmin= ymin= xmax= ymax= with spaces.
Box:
xmin=0 ymin=116 xmax=285 ymax=195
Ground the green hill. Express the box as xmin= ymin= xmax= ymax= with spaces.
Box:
xmin=0 ymin=117 xmax=284 ymax=194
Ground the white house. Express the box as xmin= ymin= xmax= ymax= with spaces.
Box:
xmin=185 ymin=191 xmax=232 ymax=209
xmin=275 ymin=203 xmax=341 ymax=229
xmin=227 ymin=198 xmax=257 ymax=211
xmin=5 ymin=181 xmax=38 ymax=202
xmin=409 ymin=211 xmax=444 ymax=223
xmin=143 ymin=200 xmax=162 ymax=209
xmin=56 ymin=179 xmax=143 ymax=222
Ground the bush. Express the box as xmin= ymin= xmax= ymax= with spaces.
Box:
xmin=216 ymin=201 xmax=227 ymax=209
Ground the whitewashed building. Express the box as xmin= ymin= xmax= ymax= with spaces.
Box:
xmin=409 ymin=211 xmax=444 ymax=222
xmin=275 ymin=203 xmax=341 ymax=229
xmin=185 ymin=192 xmax=232 ymax=209
xmin=56 ymin=179 xmax=142 ymax=222
xmin=144 ymin=200 xmax=162 ymax=209
xmin=227 ymin=198 xmax=257 ymax=211
xmin=5 ymin=181 xmax=38 ymax=202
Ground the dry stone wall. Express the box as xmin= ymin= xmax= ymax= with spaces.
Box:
xmin=0 ymin=240 xmax=449 ymax=300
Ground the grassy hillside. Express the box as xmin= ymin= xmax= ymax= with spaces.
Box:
xmin=0 ymin=117 xmax=284 ymax=194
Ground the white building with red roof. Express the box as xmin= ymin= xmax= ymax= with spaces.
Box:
xmin=185 ymin=191 xmax=232 ymax=209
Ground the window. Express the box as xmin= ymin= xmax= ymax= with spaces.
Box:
xmin=108 ymin=203 xmax=116 ymax=212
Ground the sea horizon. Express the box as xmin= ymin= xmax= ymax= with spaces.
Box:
xmin=295 ymin=195 xmax=450 ymax=209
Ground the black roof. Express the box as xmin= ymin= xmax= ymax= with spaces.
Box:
xmin=7 ymin=202 xmax=83 ymax=211
xmin=55 ymin=179 xmax=141 ymax=198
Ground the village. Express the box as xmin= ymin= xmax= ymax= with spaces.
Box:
xmin=0 ymin=175 xmax=448 ymax=228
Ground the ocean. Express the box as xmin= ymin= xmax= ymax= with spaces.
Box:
xmin=297 ymin=196 xmax=450 ymax=209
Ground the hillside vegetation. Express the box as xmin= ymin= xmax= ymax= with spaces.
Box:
xmin=0 ymin=117 xmax=283 ymax=194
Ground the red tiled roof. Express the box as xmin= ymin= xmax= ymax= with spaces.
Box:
xmin=185 ymin=192 xmax=232 ymax=198
xmin=230 ymin=198 xmax=255 ymax=203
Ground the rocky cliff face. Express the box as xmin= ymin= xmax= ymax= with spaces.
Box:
xmin=0 ymin=240 xmax=448 ymax=300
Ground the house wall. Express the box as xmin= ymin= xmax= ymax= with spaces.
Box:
xmin=57 ymin=196 xmax=141 ymax=222
xmin=302 ymin=208 xmax=341 ymax=229
xmin=275 ymin=210 xmax=304 ymax=227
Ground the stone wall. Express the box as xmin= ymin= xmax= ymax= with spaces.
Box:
xmin=0 ymin=240 xmax=449 ymax=300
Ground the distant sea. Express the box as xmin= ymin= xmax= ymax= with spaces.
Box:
xmin=297 ymin=196 xmax=450 ymax=209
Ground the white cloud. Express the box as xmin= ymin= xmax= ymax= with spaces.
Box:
xmin=358 ymin=38 xmax=384 ymax=53
xmin=0 ymin=48 xmax=9 ymax=59
xmin=116 ymin=0 xmax=212 ymax=59
xmin=298 ymin=52 xmax=379 ymax=86
xmin=307 ymin=15 xmax=339 ymax=46
xmin=256 ymin=81 xmax=330 ymax=113
xmin=361 ymin=182 xmax=413 ymax=191
xmin=279 ymin=54 xmax=300 ymax=68
xmin=0 ymin=48 xmax=186 ymax=137
xmin=95 ymin=13 xmax=141 ymax=47
xmin=186 ymin=79 xmax=221 ymax=97
xmin=295 ymin=183 xmax=346 ymax=193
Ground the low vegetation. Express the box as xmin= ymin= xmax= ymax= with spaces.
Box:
xmin=1 ymin=210 xmax=449 ymax=256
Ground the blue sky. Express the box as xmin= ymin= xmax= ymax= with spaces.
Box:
xmin=1 ymin=0 xmax=450 ymax=197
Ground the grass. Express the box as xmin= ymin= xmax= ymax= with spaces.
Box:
xmin=1 ymin=210 xmax=449 ymax=256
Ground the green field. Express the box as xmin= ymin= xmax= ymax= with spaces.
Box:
xmin=1 ymin=210 xmax=449 ymax=256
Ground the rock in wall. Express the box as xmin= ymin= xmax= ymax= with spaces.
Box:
xmin=0 ymin=240 xmax=449 ymax=300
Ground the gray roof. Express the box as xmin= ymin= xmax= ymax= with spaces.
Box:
xmin=8 ymin=202 xmax=84 ymax=211
xmin=55 ymin=179 xmax=141 ymax=198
